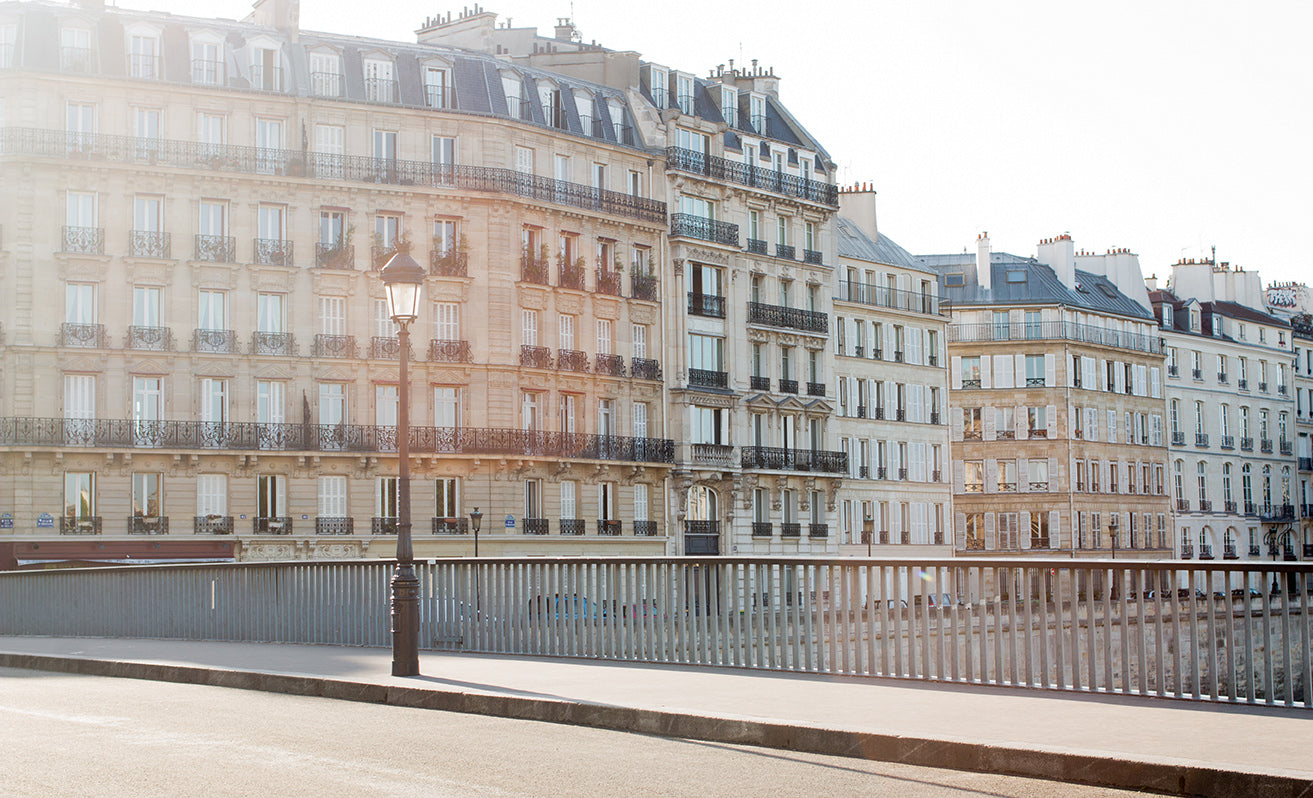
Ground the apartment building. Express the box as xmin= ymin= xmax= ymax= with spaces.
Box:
xmin=830 ymin=192 xmax=953 ymax=555
xmin=1149 ymin=261 xmax=1298 ymax=565
xmin=0 ymin=0 xmax=683 ymax=567
xmin=923 ymin=234 xmax=1172 ymax=569
xmin=1294 ymin=314 xmax=1313 ymax=556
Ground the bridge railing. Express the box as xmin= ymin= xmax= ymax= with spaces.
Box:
xmin=1 ymin=557 xmax=1308 ymax=708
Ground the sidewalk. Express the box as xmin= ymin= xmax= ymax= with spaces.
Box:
xmin=1 ymin=636 xmax=1309 ymax=797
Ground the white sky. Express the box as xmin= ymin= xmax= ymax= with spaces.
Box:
xmin=142 ymin=0 xmax=1312 ymax=289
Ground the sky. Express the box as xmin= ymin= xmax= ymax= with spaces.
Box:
xmin=138 ymin=0 xmax=1312 ymax=289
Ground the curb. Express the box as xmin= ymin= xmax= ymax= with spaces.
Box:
xmin=2 ymin=651 xmax=1308 ymax=798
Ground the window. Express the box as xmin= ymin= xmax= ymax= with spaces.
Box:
xmin=318 ymin=296 xmax=345 ymax=336
xmin=196 ymin=474 xmax=227 ymax=517
xmin=596 ymin=319 xmax=613 ymax=355
xmin=436 ymin=478 xmax=459 ymax=518
xmin=364 ymin=57 xmax=395 ymax=102
xmin=310 ymin=51 xmax=341 ymax=96
xmin=688 ymin=333 xmax=724 ymax=372
xmin=521 ymin=309 xmax=539 ymax=346
xmin=318 ymin=476 xmax=347 ymax=518
xmin=198 ymin=290 xmax=226 ymax=331
xmin=253 ymin=45 xmax=281 ymax=90
xmin=1025 ymin=355 xmax=1044 ymax=386
xmin=961 ymin=356 xmax=981 ymax=387
xmin=257 ymin=293 xmax=284 ymax=334
xmin=64 ymin=472 xmax=96 ymax=521
xmin=633 ymin=324 xmax=648 ymax=359
xmin=1029 ymin=459 xmax=1049 ymax=489
xmin=1030 ymin=512 xmax=1050 ymax=549
xmin=128 ymin=32 xmax=159 ymax=79
xmin=558 ymin=314 xmax=576 ymax=351
xmin=425 ymin=66 xmax=450 ymax=108
xmin=433 ymin=386 xmax=460 ymax=428
xmin=376 ymin=477 xmax=398 ymax=519
xmin=692 ymin=406 xmax=724 ymax=445
xmin=964 ymin=461 xmax=984 ymax=492
xmin=434 ymin=303 xmax=460 ymax=342
xmin=1027 ymin=406 xmax=1047 ymax=438
xmin=257 ymin=475 xmax=286 ymax=520
xmin=525 ymin=479 xmax=542 ymax=519
xmin=132 ymin=286 xmax=160 ymax=328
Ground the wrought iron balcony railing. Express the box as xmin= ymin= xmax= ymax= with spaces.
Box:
xmin=60 ymin=516 xmax=102 ymax=535
xmin=195 ymin=234 xmax=237 ymax=263
xmin=633 ymin=520 xmax=657 ymax=536
xmin=191 ymin=58 xmax=224 ymax=85
xmin=740 ymin=446 xmax=848 ymax=474
xmin=310 ymin=334 xmax=357 ymax=358
xmin=430 ymin=248 xmax=468 ymax=277
xmin=559 ymin=518 xmax=585 ymax=536
xmin=253 ymin=516 xmax=293 ymax=534
xmin=1240 ymin=437 xmax=1254 ymax=451
xmin=670 ymin=213 xmax=739 ymax=247
xmin=689 ymin=369 xmax=728 ymax=390
xmin=597 ymin=519 xmax=622 ymax=536
xmin=664 ymin=147 xmax=839 ymax=207
xmin=61 ymin=323 xmax=107 ymax=348
xmin=808 ymin=523 xmax=828 ymax=538
xmin=947 ymin=320 xmax=1164 ymax=354
xmin=315 ymin=516 xmax=354 ymax=535
xmin=370 ymin=517 xmax=399 ymax=536
xmin=803 ymin=249 xmax=823 ymax=265
xmin=520 ymin=252 xmax=550 ymax=285
xmin=61 ymin=225 xmax=104 ymax=255
xmin=747 ymin=238 xmax=767 ymax=255
xmin=1279 ymin=440 xmax=1292 ymax=456
xmin=750 ymin=376 xmax=770 ymax=391
xmin=1260 ymin=438 xmax=1273 ymax=453
xmin=3 ymin=127 xmax=667 ymax=224
xmin=520 ymin=345 xmax=552 ymax=369
xmin=1199 ymin=499 xmax=1213 ymax=512
xmin=775 ymin=243 xmax=796 ymax=261
xmin=128 ymin=229 xmax=171 ymax=258
xmin=370 ymin=336 xmax=412 ymax=360
xmin=126 ymin=326 xmax=173 ymax=351
xmin=595 ymin=267 xmax=622 ymax=296
xmin=746 ymin=302 xmax=828 ymax=334
xmin=194 ymin=329 xmax=239 ymax=354
xmin=428 ymin=339 xmax=471 ymax=363
xmin=1258 ymin=382 xmax=1269 ymax=393
xmin=315 ymin=243 xmax=355 ymax=269
xmin=522 ymin=518 xmax=550 ymax=535
xmin=595 ymin=354 xmax=625 ymax=377
xmin=254 ymin=238 xmax=293 ymax=266
xmin=781 ymin=523 xmax=802 ymax=538
xmin=432 ymin=517 xmax=469 ymax=534
xmin=836 ymin=281 xmax=947 ymax=317
xmin=631 ymin=358 xmax=662 ymax=381
xmin=1171 ymin=431 xmax=1186 ymax=446
xmin=559 ymin=262 xmax=586 ymax=291
xmin=61 ymin=46 xmax=96 ymax=72
xmin=311 ymin=72 xmax=343 ymax=98
xmin=688 ymin=292 xmax=726 ymax=318
xmin=1195 ymin=433 xmax=1209 ymax=448
xmin=752 ymin=522 xmax=773 ymax=537
xmin=557 ymin=349 xmax=590 ymax=373
xmin=251 ymin=331 xmax=296 ymax=356
xmin=631 ymin=273 xmax=659 ymax=302
xmin=1221 ymin=435 xmax=1235 ymax=450
xmin=1300 ymin=457 xmax=1313 ymax=472
xmin=193 ymin=515 xmax=234 ymax=535
xmin=126 ymin=515 xmax=169 ymax=534
xmin=779 ymin=379 xmax=799 ymax=394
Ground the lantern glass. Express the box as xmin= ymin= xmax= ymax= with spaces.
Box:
xmin=385 ymin=281 xmax=421 ymax=323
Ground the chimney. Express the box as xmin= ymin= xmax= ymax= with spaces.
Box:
xmin=1036 ymin=233 xmax=1075 ymax=289
xmin=976 ymin=232 xmax=992 ymax=291
xmin=1144 ymin=274 xmax=1158 ymax=292
xmin=554 ymin=18 xmax=577 ymax=41
xmin=837 ymin=183 xmax=878 ymax=240
xmin=248 ymin=0 xmax=299 ymax=35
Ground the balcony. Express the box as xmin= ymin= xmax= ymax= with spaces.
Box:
xmin=631 ymin=358 xmax=662 ymax=381
xmin=193 ymin=329 xmax=239 ymax=354
xmin=750 ymin=376 xmax=770 ymax=391
xmin=1278 ymin=384 xmax=1288 ymax=396
xmin=803 ymin=249 xmax=823 ymax=266
xmin=253 ymin=238 xmax=293 ymax=266
xmin=752 ymin=521 xmax=773 ymax=537
xmin=1260 ymin=438 xmax=1273 ymax=453
xmin=6 ymin=128 xmax=669 ymax=225
xmin=370 ymin=336 xmax=413 ymax=361
xmin=670 ymin=213 xmax=739 ymax=247
xmin=1238 ymin=379 xmax=1248 ymax=391
xmin=1261 ymin=504 xmax=1295 ymax=522
xmin=557 ymin=349 xmax=590 ymax=373
xmin=595 ymin=354 xmax=625 ymax=377
xmin=689 ymin=443 xmax=734 ymax=468
xmin=740 ymin=446 xmax=848 ymax=474
xmin=193 ymin=515 xmax=233 ymax=535
xmin=195 ymin=235 xmax=237 ymax=263
xmin=520 ymin=345 xmax=552 ymax=369
xmin=746 ymin=302 xmax=828 ymax=335
xmin=947 ymin=320 xmax=1164 ymax=354
xmin=432 ymin=518 xmax=469 ymax=534
xmin=688 ymin=292 xmax=726 ymax=318
xmin=313 ymin=335 xmax=357 ymax=359
xmin=62 ymin=225 xmax=104 ymax=255
xmin=521 ymin=518 xmax=547 ymax=535
xmin=858 ymin=465 xmax=870 ymax=478
xmin=191 ymin=58 xmax=224 ymax=85
xmin=836 ymin=281 xmax=948 ymax=317
xmin=316 ymin=517 xmax=355 ymax=535
xmin=127 ymin=516 xmax=169 ymax=534
xmin=1225 ymin=500 xmax=1238 ymax=514
xmin=370 ymin=517 xmax=399 ymax=536
xmin=1177 ymin=499 xmax=1190 ymax=512
xmin=430 ymin=248 xmax=468 ymax=277
xmin=61 ymin=46 xmax=96 ymax=72
xmin=120 ymin=325 xmax=172 ymax=352
xmin=633 ymin=520 xmax=657 ymax=536
xmin=1218 ymin=372 xmax=1228 ymax=384
xmin=59 ymin=517 xmax=102 ymax=535
xmin=663 ymin=147 xmax=839 ymax=207
xmin=1249 ymin=544 xmax=1262 ymax=557
xmin=1198 ymin=543 xmax=1215 ymax=560
xmin=128 ymin=53 xmax=160 ymax=79
xmin=1195 ymin=433 xmax=1209 ymax=448
xmin=310 ymin=72 xmax=343 ymax=97
xmin=1028 ymin=481 xmax=1049 ymax=491
xmin=364 ymin=77 xmax=398 ymax=103
xmin=1299 ymin=457 xmax=1313 ymax=472
xmin=855 ymin=406 xmax=868 ymax=419
xmin=808 ymin=523 xmax=828 ymax=538
xmin=781 ymin=523 xmax=802 ymax=538
xmin=746 ymin=238 xmax=767 ymax=255
xmin=371 ymin=244 xmax=401 ymax=271
xmin=1223 ymin=544 xmax=1238 ymax=559
xmin=1245 ymin=501 xmax=1257 ymax=516
xmin=313 ymin=243 xmax=354 ymax=270
xmin=1258 ymin=382 xmax=1268 ymax=393
xmin=631 ymin=273 xmax=659 ymax=302
xmin=251 ymin=331 xmax=296 ymax=356
xmin=1171 ymin=431 xmax=1186 ymax=446
xmin=1199 ymin=499 xmax=1213 ymax=512
xmin=1168 ymin=365 xmax=1179 ymax=378
xmin=1192 ymin=368 xmax=1203 ymax=380
xmin=559 ymin=519 xmax=585 ymax=536
xmin=779 ymin=379 xmax=799 ymax=394
xmin=1181 ymin=544 xmax=1194 ymax=559
xmin=877 ymin=467 xmax=888 ymax=480
xmin=128 ymin=229 xmax=171 ymax=259
xmin=250 ymin=64 xmax=283 ymax=92
xmin=807 ymin=382 xmax=826 ymax=397
xmin=1221 ymin=435 xmax=1235 ymax=450
xmin=683 ymin=521 xmax=720 ymax=554
xmin=559 ymin=261 xmax=586 ymax=291
xmin=689 ymin=368 xmax=728 ymax=390
xmin=253 ymin=516 xmax=293 ymax=534
xmin=595 ymin=267 xmax=622 ymax=296
xmin=774 ymin=243 xmax=796 ymax=261
xmin=520 ymin=252 xmax=550 ymax=285
xmin=1279 ymin=440 xmax=1292 ymax=456
xmin=1240 ymin=437 xmax=1254 ymax=452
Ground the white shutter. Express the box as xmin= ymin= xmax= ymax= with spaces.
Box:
xmin=908 ymin=328 xmax=921 ymax=365
xmin=1046 ymin=404 xmax=1057 ymax=438
xmin=1048 ymin=457 xmax=1059 ymax=491
xmin=984 ymin=512 xmax=997 ymax=550
xmin=1107 ymin=409 xmax=1117 ymax=443
xmin=913 ymin=503 xmax=927 ymax=544
xmin=1048 ymin=511 xmax=1060 ymax=549
xmin=1019 ymin=458 xmax=1030 ymax=492
xmin=1087 ymin=407 xmax=1099 ymax=442
xmin=1014 ymin=353 xmax=1026 ymax=388
xmin=951 ymin=408 xmax=964 ymax=439
xmin=913 ymin=443 xmax=926 ymax=481
xmin=633 ymin=483 xmax=649 ymax=521
xmin=984 ymin=459 xmax=997 ymax=493
xmin=1020 ymin=511 xmax=1031 ymax=549
xmin=1114 ymin=363 xmax=1125 ymax=394
xmin=955 ymin=513 xmax=967 ymax=549
xmin=951 ymin=356 xmax=962 ymax=389
xmin=318 ymin=476 xmax=347 ymax=516
xmin=196 ymin=474 xmax=227 ymax=516
xmin=1082 ymin=356 xmax=1095 ymax=389
xmin=980 ymin=356 xmax=992 ymax=389
xmin=909 ymin=384 xmax=923 ymax=423
xmin=1151 ymin=367 xmax=1162 ymax=399
xmin=953 ymin=460 xmax=965 ymax=492
xmin=993 ymin=354 xmax=1013 ymax=389
xmin=983 ymin=406 xmax=995 ymax=441
xmin=1014 ymin=405 xmax=1026 ymax=439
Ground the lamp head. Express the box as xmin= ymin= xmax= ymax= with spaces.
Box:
xmin=380 ymin=250 xmax=425 ymax=324
xmin=469 ymin=506 xmax=483 ymax=533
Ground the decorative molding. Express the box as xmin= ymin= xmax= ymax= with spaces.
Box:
xmin=126 ymin=357 xmax=171 ymax=376
xmin=629 ymin=304 xmax=657 ymax=325
xmin=58 ymin=258 xmax=112 ymax=281
xmin=592 ymin=296 xmax=621 ymax=320
xmin=190 ymin=262 xmax=240 ymax=290
xmin=689 ymin=393 xmax=737 ymax=409
xmin=312 ymin=270 xmax=357 ymax=297
xmin=125 ymin=260 xmax=175 ymax=286
xmin=249 ymin=265 xmax=297 ymax=293
xmin=556 ymin=292 xmax=586 ymax=316
xmin=686 ymin=247 xmax=730 ymax=266
xmin=518 ymin=286 xmax=549 ymax=311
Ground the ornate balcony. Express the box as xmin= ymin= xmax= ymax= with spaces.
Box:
xmin=1225 ymin=500 xmax=1238 ymax=514
xmin=1260 ymin=438 xmax=1273 ymax=453
xmin=312 ymin=334 xmax=357 ymax=358
xmin=1177 ymin=499 xmax=1190 ymax=512
xmin=1221 ymin=435 xmax=1235 ymax=450
xmin=370 ymin=336 xmax=413 ymax=360
xmin=193 ymin=515 xmax=234 ymax=535
xmin=1258 ymin=382 xmax=1268 ymax=393
xmin=775 ymin=243 xmax=796 ymax=261
xmin=1240 ymin=437 xmax=1254 ymax=452
xmin=1181 ymin=544 xmax=1193 ymax=559
xmin=664 ymin=147 xmax=839 ymax=207
xmin=779 ymin=379 xmax=799 ymax=394
xmin=684 ymin=521 xmax=720 ymax=554
xmin=520 ymin=251 xmax=550 ymax=284
xmin=781 ymin=523 xmax=802 ymax=538
xmin=193 ymin=329 xmax=239 ymax=354
xmin=631 ymin=273 xmax=659 ymax=302
xmin=670 ymin=213 xmax=739 ymax=247
xmin=559 ymin=518 xmax=585 ymax=535
xmin=559 ymin=261 xmax=586 ymax=291
xmin=747 ymin=238 xmax=767 ymax=255
xmin=595 ymin=267 xmax=622 ymax=296
xmin=808 ymin=523 xmax=828 ymax=538
xmin=597 ymin=519 xmax=622 ymax=536
xmin=432 ymin=517 xmax=469 ymax=534
xmin=428 ymin=339 xmax=471 ymax=363
xmin=430 ymin=248 xmax=468 ymax=277
xmin=689 ymin=443 xmax=734 ymax=468
xmin=254 ymin=516 xmax=293 ymax=534
xmin=314 ymin=243 xmax=355 ymax=269
xmin=126 ymin=325 xmax=172 ymax=351
xmin=746 ymin=302 xmax=828 ymax=334
xmin=251 ymin=331 xmax=296 ymax=356
xmin=61 ymin=225 xmax=104 ymax=255
xmin=740 ymin=446 xmax=848 ymax=474
xmin=1192 ymin=368 xmax=1203 ymax=380
xmin=633 ymin=520 xmax=657 ymax=536
xmin=1300 ymin=457 xmax=1313 ymax=472
xmin=1195 ymin=433 xmax=1209 ymax=448
xmin=364 ymin=76 xmax=398 ymax=103
xmin=316 ymin=517 xmax=355 ymax=535
xmin=689 ymin=368 xmax=728 ymax=390
xmin=1199 ymin=499 xmax=1213 ymax=512
xmin=128 ymin=229 xmax=171 ymax=258
xmin=59 ymin=516 xmax=102 ymax=535
xmin=190 ymin=58 xmax=224 ymax=85
xmin=370 ymin=517 xmax=399 ymax=535
xmin=1171 ymin=431 xmax=1186 ymax=446
xmin=127 ymin=516 xmax=169 ymax=534
xmin=1223 ymin=544 xmax=1238 ymax=559
xmin=803 ymin=249 xmax=823 ymax=265
xmin=631 ymin=358 xmax=662 ymax=381
xmin=253 ymin=238 xmax=293 ymax=266
xmin=1279 ymin=440 xmax=1292 ymax=456
xmin=750 ymin=376 xmax=771 ymax=391
xmin=520 ymin=345 xmax=552 ymax=369
xmin=1260 ymin=504 xmax=1295 ymax=522
xmin=752 ymin=522 xmax=773 ymax=537
xmin=688 ymin=292 xmax=726 ymax=318
xmin=195 ymin=234 xmax=236 ymax=263
xmin=557 ymin=349 xmax=590 ymax=373
xmin=1168 ymin=365 xmax=1179 ymax=377
xmin=57 ymin=322 xmax=105 ymax=348
xmin=595 ymin=354 xmax=625 ymax=377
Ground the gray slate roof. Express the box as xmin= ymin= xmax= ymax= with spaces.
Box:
xmin=917 ymin=252 xmax=1155 ymax=321
xmin=835 ymin=217 xmax=930 ymax=273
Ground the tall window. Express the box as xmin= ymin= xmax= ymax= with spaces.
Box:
xmin=435 ymin=478 xmax=459 ymax=518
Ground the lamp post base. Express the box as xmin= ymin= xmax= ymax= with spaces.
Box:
xmin=390 ymin=561 xmax=420 ymax=676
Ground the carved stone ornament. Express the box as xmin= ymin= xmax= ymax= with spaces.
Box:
xmin=671 ymin=258 xmax=685 ymax=277
xmin=556 ymin=292 xmax=585 ymax=316
xmin=190 ymin=262 xmax=239 ymax=290
xmin=687 ymin=247 xmax=730 ymax=266
xmin=249 ymin=265 xmax=296 ymax=293
xmin=312 ymin=270 xmax=356 ymax=298
xmin=629 ymin=304 xmax=657 ymax=325
xmin=518 ymin=286 xmax=548 ymax=311
xmin=314 ymin=543 xmax=361 ymax=559
xmin=593 ymin=296 xmax=621 ymax=320
xmin=59 ymin=259 xmax=109 ymax=282
xmin=245 ymin=544 xmax=296 ymax=561
xmin=127 ymin=358 xmax=171 ymax=377
xmin=126 ymin=260 xmax=174 ymax=286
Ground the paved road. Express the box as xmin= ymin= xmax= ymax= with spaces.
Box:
xmin=0 ymin=668 xmax=1146 ymax=797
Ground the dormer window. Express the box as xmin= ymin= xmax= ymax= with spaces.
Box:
xmin=424 ymin=65 xmax=451 ymax=109
xmin=0 ymin=23 xmax=17 ymax=69
xmin=364 ymin=57 xmax=395 ymax=103
xmin=61 ymin=27 xmax=94 ymax=73
xmin=719 ymin=85 xmax=737 ymax=126
xmin=1161 ymin=304 xmax=1173 ymax=327
xmin=1189 ymin=308 xmax=1200 ymax=332
xmin=310 ymin=51 xmax=341 ymax=97
xmin=253 ymin=46 xmax=281 ymax=91
xmin=128 ymin=31 xmax=160 ymax=79
xmin=645 ymin=65 xmax=668 ymax=109
xmin=748 ymin=94 xmax=766 ymax=134
xmin=576 ymin=90 xmax=598 ymax=136
xmin=539 ymin=83 xmax=565 ymax=129
xmin=502 ymin=72 xmax=528 ymax=120
xmin=190 ymin=37 xmax=223 ymax=85
xmin=675 ymin=73 xmax=695 ymax=114
xmin=1212 ymin=314 xmax=1224 ymax=336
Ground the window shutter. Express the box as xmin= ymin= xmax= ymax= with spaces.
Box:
xmin=982 ymin=406 xmax=995 ymax=440
xmin=1047 ymin=457 xmax=1058 ymax=490
xmin=993 ymin=355 xmax=1012 ymax=389
xmin=1151 ymin=367 xmax=1161 ymax=398
xmin=1014 ymin=405 xmax=1026 ymax=439
xmin=1045 ymin=354 xmax=1056 ymax=387
xmin=955 ymin=512 xmax=967 ymax=549
xmin=1046 ymin=404 xmax=1057 ymax=438
xmin=951 ymin=356 xmax=962 ymax=389
xmin=1019 ymin=458 xmax=1030 ymax=491
xmin=1048 ymin=510 xmax=1060 ymax=549
xmin=1087 ymin=407 xmax=1099 ymax=442
xmin=909 ymin=384 xmax=923 ymax=423
xmin=1082 ymin=356 xmax=1095 ymax=389
xmin=980 ymin=356 xmax=992 ymax=389
xmin=1020 ymin=511 xmax=1031 ymax=549
xmin=1107 ymin=409 xmax=1117 ymax=443
xmin=913 ymin=503 xmax=926 ymax=544
xmin=913 ymin=443 xmax=926 ymax=481
xmin=1014 ymin=353 xmax=1026 ymax=388
xmin=953 ymin=460 xmax=965 ymax=492
xmin=951 ymin=408 xmax=964 ymax=440
xmin=984 ymin=512 xmax=997 ymax=549
xmin=985 ymin=459 xmax=997 ymax=493
xmin=845 ymin=317 xmax=857 ymax=354
xmin=1114 ymin=363 xmax=1125 ymax=394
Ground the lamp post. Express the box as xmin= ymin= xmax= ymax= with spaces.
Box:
xmin=863 ymin=514 xmax=873 ymax=557
xmin=380 ymin=249 xmax=425 ymax=677
xmin=1264 ymin=528 xmax=1289 ymax=596
xmin=1108 ymin=513 xmax=1119 ymax=599
xmin=470 ymin=506 xmax=483 ymax=558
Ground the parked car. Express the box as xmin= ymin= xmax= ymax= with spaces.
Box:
xmin=1176 ymin=588 xmax=1207 ymax=600
xmin=1231 ymin=587 xmax=1262 ymax=599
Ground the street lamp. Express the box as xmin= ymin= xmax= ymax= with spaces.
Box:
xmin=381 ymin=248 xmax=425 ymax=677
xmin=469 ymin=506 xmax=483 ymax=558
xmin=1264 ymin=528 xmax=1290 ymax=596
xmin=1108 ymin=513 xmax=1119 ymax=599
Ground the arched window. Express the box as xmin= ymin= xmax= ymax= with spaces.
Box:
xmin=1281 ymin=466 xmax=1291 ymax=505
xmin=1262 ymin=465 xmax=1272 ymax=507
xmin=687 ymin=485 xmax=718 ymax=522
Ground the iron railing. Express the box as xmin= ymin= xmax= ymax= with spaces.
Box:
xmin=432 ymin=518 xmax=469 ymax=535
xmin=520 ymin=252 xmax=550 ymax=284
xmin=520 ymin=345 xmax=552 ymax=369
xmin=2 ymin=127 xmax=667 ymax=224
xmin=125 ymin=326 xmax=173 ymax=352
xmin=557 ymin=349 xmax=590 ymax=373
xmin=633 ymin=520 xmax=657 ymax=536
xmin=689 ymin=369 xmax=728 ymax=390
xmin=779 ymin=379 xmax=799 ymax=394
xmin=750 ymin=376 xmax=770 ymax=391
xmin=253 ymin=238 xmax=293 ymax=266
xmin=316 ymin=517 xmax=354 ymax=535
xmin=595 ymin=267 xmax=622 ymax=296
xmin=58 ymin=517 xmax=101 ymax=535
xmin=430 ymin=249 xmax=468 ymax=277
xmin=631 ymin=273 xmax=659 ymax=302
xmin=194 ymin=329 xmax=239 ymax=354
xmin=747 ymin=238 xmax=768 ymax=255
xmin=193 ymin=516 xmax=234 ymax=535
xmin=251 ymin=332 xmax=296 ymax=356
xmin=746 ymin=302 xmax=828 ymax=334
xmin=559 ymin=262 xmax=586 ymax=291
xmin=370 ymin=336 xmax=412 ymax=361
xmin=314 ymin=243 xmax=355 ymax=269
xmin=595 ymin=354 xmax=625 ymax=377
xmin=428 ymin=340 xmax=471 ymax=363
xmin=195 ymin=234 xmax=237 ymax=263
xmin=126 ymin=516 xmax=168 ymax=534
xmin=191 ymin=58 xmax=224 ymax=85
xmin=60 ymin=323 xmax=108 ymax=348
xmin=523 ymin=518 xmax=550 ymax=535
xmin=740 ymin=446 xmax=848 ymax=474
xmin=61 ymin=46 xmax=96 ymax=73
xmin=670 ymin=213 xmax=739 ymax=247
xmin=752 ymin=522 xmax=773 ymax=537
xmin=803 ymin=249 xmax=823 ymax=265
xmin=253 ymin=516 xmax=293 ymax=534
xmin=836 ymin=281 xmax=947 ymax=317
xmin=688 ymin=292 xmax=726 ymax=318
xmin=631 ymin=358 xmax=662 ymax=381
xmin=664 ymin=147 xmax=839 ymax=207
xmin=313 ymin=335 xmax=357 ymax=359
xmin=128 ymin=229 xmax=170 ymax=258
xmin=370 ymin=517 xmax=399 ymax=536
xmin=61 ymin=225 xmax=104 ymax=255
xmin=948 ymin=320 xmax=1164 ymax=354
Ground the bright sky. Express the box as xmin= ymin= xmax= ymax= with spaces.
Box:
xmin=143 ymin=0 xmax=1312 ymax=290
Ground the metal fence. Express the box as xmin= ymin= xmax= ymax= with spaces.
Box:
xmin=1 ymin=557 xmax=1309 ymax=707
